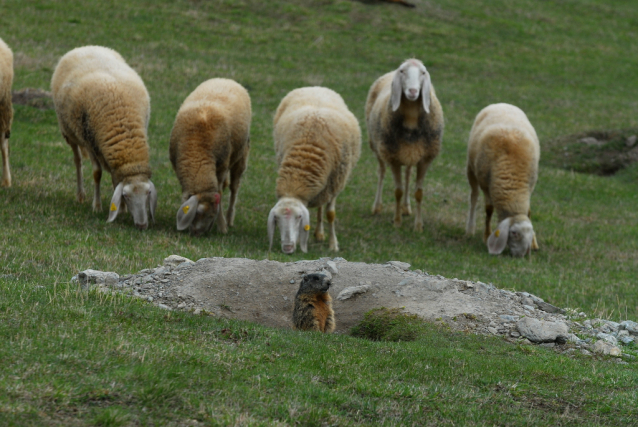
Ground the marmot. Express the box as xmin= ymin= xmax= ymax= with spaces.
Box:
xmin=292 ymin=273 xmax=335 ymax=333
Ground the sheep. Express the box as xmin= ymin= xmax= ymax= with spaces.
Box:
xmin=51 ymin=46 xmax=157 ymax=230
xmin=465 ymin=103 xmax=540 ymax=257
xmin=366 ymin=58 xmax=444 ymax=231
xmin=0 ymin=37 xmax=13 ymax=187
xmin=268 ymin=86 xmax=361 ymax=254
xmin=169 ymin=78 xmax=251 ymax=236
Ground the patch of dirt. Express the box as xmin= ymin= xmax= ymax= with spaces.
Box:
xmin=543 ymin=129 xmax=638 ymax=176
xmin=12 ymin=88 xmax=54 ymax=110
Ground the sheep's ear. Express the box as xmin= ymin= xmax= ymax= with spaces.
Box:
xmin=421 ymin=69 xmax=432 ymax=114
xmin=391 ymin=70 xmax=403 ymax=112
xmin=107 ymin=183 xmax=124 ymax=223
xmin=487 ymin=218 xmax=510 ymax=255
xmin=148 ymin=181 xmax=158 ymax=223
xmin=299 ymin=205 xmax=310 ymax=253
xmin=176 ymin=195 xmax=198 ymax=231
xmin=267 ymin=207 xmax=277 ymax=252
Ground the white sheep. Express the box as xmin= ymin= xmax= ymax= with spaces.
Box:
xmin=0 ymin=37 xmax=13 ymax=187
xmin=465 ymin=103 xmax=540 ymax=257
xmin=366 ymin=58 xmax=444 ymax=231
xmin=51 ymin=46 xmax=157 ymax=230
xmin=169 ymin=78 xmax=251 ymax=236
xmin=268 ymin=87 xmax=361 ymax=253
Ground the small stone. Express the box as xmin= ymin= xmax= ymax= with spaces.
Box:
xmin=535 ymin=301 xmax=566 ymax=315
xmin=618 ymin=330 xmax=629 ymax=337
xmin=523 ymin=305 xmax=535 ymax=311
xmin=579 ymin=136 xmax=604 ymax=146
xmin=147 ymin=296 xmax=153 ymax=302
xmin=487 ymin=327 xmax=498 ymax=335
xmin=177 ymin=302 xmax=187 ymax=309
xmin=597 ymin=332 xmax=618 ymax=346
xmin=539 ymin=342 xmax=555 ymax=348
xmin=154 ymin=266 xmax=168 ymax=276
xmin=76 ymin=269 xmax=120 ymax=289
xmin=337 ymin=285 xmax=370 ymax=301
xmin=289 ymin=279 xmax=295 ymax=284
xmin=175 ymin=261 xmax=195 ymax=271
xmin=158 ymin=304 xmax=171 ymax=310
xmin=163 ymin=255 xmax=194 ymax=267
xmin=326 ymin=260 xmax=338 ymax=275
xmin=626 ymin=135 xmax=637 ymax=147
xmin=619 ymin=335 xmax=635 ymax=345
xmin=517 ymin=317 xmax=569 ymax=343
xmin=387 ymin=261 xmax=410 ymax=271
xmin=580 ymin=349 xmax=592 ymax=356
xmin=193 ymin=308 xmax=202 ymax=315
xmin=499 ymin=315 xmax=518 ymax=322
xmin=619 ymin=320 xmax=638 ymax=336
xmin=592 ymin=340 xmax=621 ymax=356
xmin=510 ymin=331 xmax=520 ymax=338
xmin=158 ymin=292 xmax=163 ymax=297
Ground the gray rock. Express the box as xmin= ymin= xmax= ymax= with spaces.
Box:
xmin=520 ymin=296 xmax=534 ymax=306
xmin=535 ymin=301 xmax=566 ymax=315
xmin=620 ymin=320 xmax=638 ymax=336
xmin=626 ymin=135 xmax=637 ymax=147
xmin=499 ymin=314 xmax=518 ymax=322
xmin=619 ymin=335 xmax=635 ymax=345
xmin=387 ymin=261 xmax=411 ymax=271
xmin=337 ymin=285 xmax=371 ymax=301
xmin=528 ymin=294 xmax=544 ymax=304
xmin=154 ymin=266 xmax=168 ymax=276
xmin=158 ymin=304 xmax=171 ymax=310
xmin=580 ymin=349 xmax=592 ymax=356
xmin=523 ymin=304 xmax=535 ymax=311
xmin=516 ymin=317 xmax=569 ymax=343
xmin=539 ymin=342 xmax=555 ymax=348
xmin=597 ymin=332 xmax=618 ymax=346
xmin=510 ymin=331 xmax=520 ymax=338
xmin=579 ymin=136 xmax=604 ymax=146
xmin=76 ymin=269 xmax=119 ymax=289
xmin=175 ymin=261 xmax=196 ymax=271
xmin=592 ymin=340 xmax=621 ymax=356
xmin=164 ymin=255 xmax=194 ymax=267
xmin=487 ymin=327 xmax=498 ymax=335
xmin=326 ymin=261 xmax=338 ymax=275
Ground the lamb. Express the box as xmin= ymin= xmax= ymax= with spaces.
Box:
xmin=366 ymin=58 xmax=444 ymax=231
xmin=169 ymin=78 xmax=251 ymax=236
xmin=268 ymin=86 xmax=361 ymax=254
xmin=0 ymin=37 xmax=13 ymax=187
xmin=465 ymin=103 xmax=540 ymax=257
xmin=51 ymin=46 xmax=157 ymax=230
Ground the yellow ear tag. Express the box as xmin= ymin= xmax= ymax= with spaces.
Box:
xmin=110 ymin=203 xmax=117 ymax=211
xmin=183 ymin=205 xmax=190 ymax=215
xmin=304 ymin=224 xmax=310 ymax=231
xmin=495 ymin=229 xmax=500 ymax=238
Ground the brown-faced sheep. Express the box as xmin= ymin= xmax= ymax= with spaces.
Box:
xmin=465 ymin=103 xmax=540 ymax=257
xmin=268 ymin=87 xmax=361 ymax=254
xmin=51 ymin=46 xmax=157 ymax=230
xmin=0 ymin=37 xmax=13 ymax=188
xmin=366 ymin=58 xmax=444 ymax=231
xmin=169 ymin=78 xmax=251 ymax=236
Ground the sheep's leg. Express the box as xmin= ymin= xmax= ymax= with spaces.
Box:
xmin=372 ymin=157 xmax=385 ymax=215
xmin=315 ymin=205 xmax=325 ymax=241
xmin=466 ymin=167 xmax=480 ymax=235
xmin=217 ymin=192 xmax=228 ymax=234
xmin=529 ymin=208 xmax=539 ymax=251
xmin=227 ymin=157 xmax=246 ymax=228
xmin=413 ymin=160 xmax=431 ymax=232
xmin=66 ymin=139 xmax=86 ymax=203
xmin=1 ymin=132 xmax=11 ymax=187
xmin=88 ymin=154 xmax=102 ymax=212
xmin=484 ymin=195 xmax=494 ymax=242
xmin=402 ymin=166 xmax=412 ymax=216
xmin=327 ymin=196 xmax=339 ymax=251
xmin=390 ymin=163 xmax=403 ymax=227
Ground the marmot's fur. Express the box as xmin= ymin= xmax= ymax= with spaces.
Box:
xmin=292 ymin=273 xmax=335 ymax=333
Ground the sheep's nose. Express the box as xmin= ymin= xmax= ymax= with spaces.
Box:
xmin=408 ymin=88 xmax=418 ymax=97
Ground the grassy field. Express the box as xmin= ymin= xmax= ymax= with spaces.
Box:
xmin=1 ymin=0 xmax=638 ymax=424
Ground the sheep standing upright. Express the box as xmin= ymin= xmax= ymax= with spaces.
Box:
xmin=465 ymin=103 xmax=540 ymax=257
xmin=51 ymin=46 xmax=157 ymax=230
xmin=0 ymin=37 xmax=13 ymax=187
xmin=366 ymin=59 xmax=444 ymax=231
xmin=268 ymin=87 xmax=361 ymax=254
xmin=170 ymin=78 xmax=251 ymax=236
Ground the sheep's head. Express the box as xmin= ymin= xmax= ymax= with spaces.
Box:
xmin=487 ymin=214 xmax=535 ymax=257
xmin=176 ymin=192 xmax=221 ymax=236
xmin=391 ymin=59 xmax=432 ymax=114
xmin=267 ymin=197 xmax=310 ymax=254
xmin=107 ymin=175 xmax=157 ymax=230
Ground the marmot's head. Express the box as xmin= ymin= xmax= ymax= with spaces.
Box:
xmin=297 ymin=273 xmax=331 ymax=295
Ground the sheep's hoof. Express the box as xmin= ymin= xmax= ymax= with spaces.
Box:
xmin=393 ymin=219 xmax=402 ymax=227
xmin=401 ymin=205 xmax=412 ymax=216
xmin=371 ymin=204 xmax=383 ymax=215
xmin=77 ymin=191 xmax=86 ymax=203
xmin=92 ymin=201 xmax=102 ymax=212
xmin=315 ymin=232 xmax=325 ymax=242
xmin=329 ymin=241 xmax=339 ymax=251
xmin=1 ymin=179 xmax=11 ymax=188
xmin=414 ymin=222 xmax=423 ymax=232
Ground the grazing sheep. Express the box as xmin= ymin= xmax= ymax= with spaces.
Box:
xmin=0 ymin=38 xmax=13 ymax=187
xmin=169 ymin=78 xmax=251 ymax=236
xmin=51 ymin=46 xmax=157 ymax=230
xmin=366 ymin=58 xmax=444 ymax=231
xmin=268 ymin=87 xmax=361 ymax=253
xmin=465 ymin=103 xmax=540 ymax=257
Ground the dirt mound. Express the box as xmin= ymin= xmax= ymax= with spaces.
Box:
xmin=543 ymin=129 xmax=638 ymax=176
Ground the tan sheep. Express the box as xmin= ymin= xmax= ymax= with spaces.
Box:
xmin=366 ymin=58 xmax=444 ymax=231
xmin=0 ymin=37 xmax=13 ymax=187
xmin=268 ymin=87 xmax=361 ymax=253
xmin=51 ymin=46 xmax=157 ymax=230
xmin=169 ymin=78 xmax=251 ymax=236
xmin=465 ymin=103 xmax=540 ymax=257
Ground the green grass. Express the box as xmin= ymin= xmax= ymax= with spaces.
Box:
xmin=1 ymin=0 xmax=638 ymax=424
